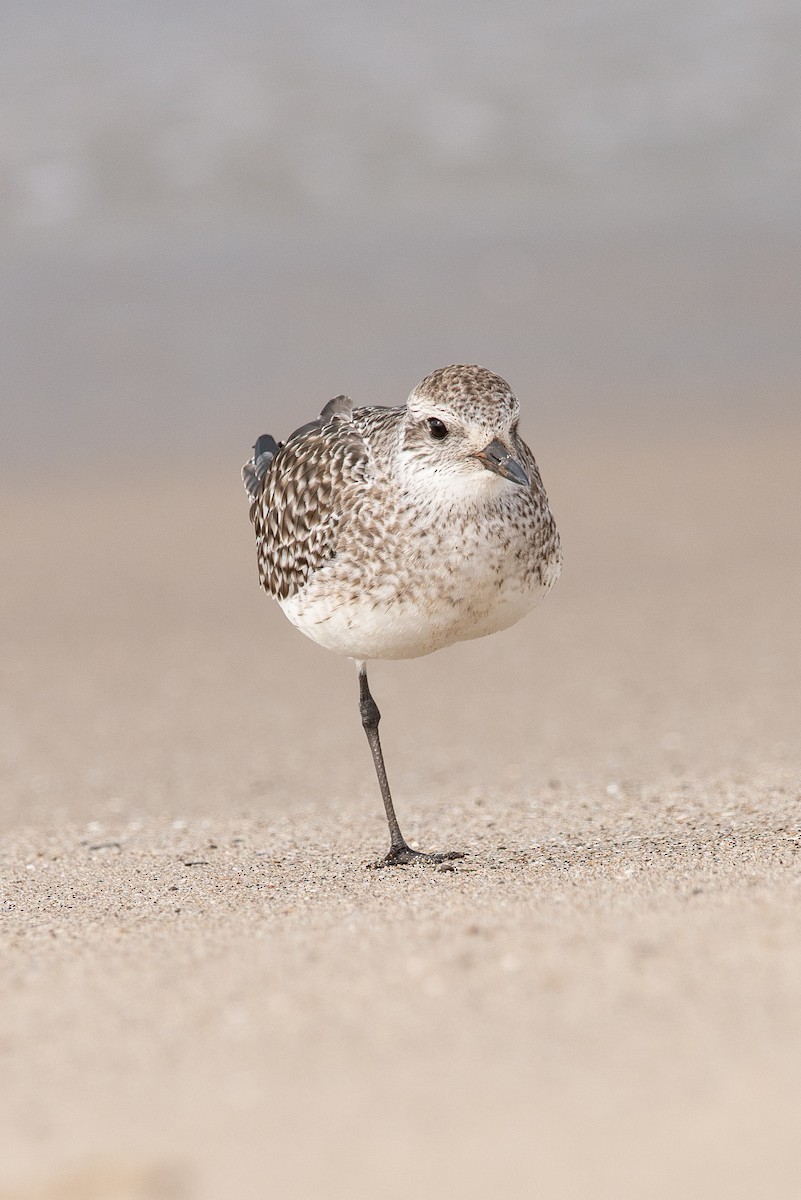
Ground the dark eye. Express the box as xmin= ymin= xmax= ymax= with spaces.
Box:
xmin=426 ymin=417 xmax=448 ymax=440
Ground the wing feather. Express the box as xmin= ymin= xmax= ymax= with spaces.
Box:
xmin=245 ymin=411 xmax=369 ymax=601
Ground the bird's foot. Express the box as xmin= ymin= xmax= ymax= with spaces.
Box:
xmin=367 ymin=843 xmax=466 ymax=870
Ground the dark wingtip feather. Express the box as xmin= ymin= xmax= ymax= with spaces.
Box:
xmin=242 ymin=433 xmax=280 ymax=500
xmin=253 ymin=433 xmax=280 ymax=464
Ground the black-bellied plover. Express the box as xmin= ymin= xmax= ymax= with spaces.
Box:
xmin=243 ymin=365 xmax=562 ymax=866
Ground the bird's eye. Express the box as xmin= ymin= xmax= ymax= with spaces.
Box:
xmin=426 ymin=418 xmax=448 ymax=440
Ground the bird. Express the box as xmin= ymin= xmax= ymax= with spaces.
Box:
xmin=242 ymin=364 xmax=562 ymax=867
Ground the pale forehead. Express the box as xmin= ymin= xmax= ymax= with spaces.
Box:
xmin=408 ymin=364 xmax=519 ymax=425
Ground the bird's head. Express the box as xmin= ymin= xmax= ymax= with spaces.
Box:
xmin=400 ymin=364 xmax=530 ymax=498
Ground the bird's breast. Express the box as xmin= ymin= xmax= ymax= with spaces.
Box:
xmin=278 ymin=491 xmax=557 ymax=661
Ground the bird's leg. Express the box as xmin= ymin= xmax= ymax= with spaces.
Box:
xmin=357 ymin=665 xmax=464 ymax=868
xmin=358 ymin=666 xmax=407 ymax=854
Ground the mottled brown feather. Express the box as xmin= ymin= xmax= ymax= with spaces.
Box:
xmin=249 ymin=413 xmax=371 ymax=601
xmin=244 ymin=367 xmax=562 ymax=639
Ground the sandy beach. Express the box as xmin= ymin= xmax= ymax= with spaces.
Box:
xmin=1 ymin=427 xmax=800 ymax=1199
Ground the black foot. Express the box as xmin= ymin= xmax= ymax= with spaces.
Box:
xmin=367 ymin=843 xmax=466 ymax=870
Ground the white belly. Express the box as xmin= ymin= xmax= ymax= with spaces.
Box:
xmin=279 ymin=571 xmax=549 ymax=661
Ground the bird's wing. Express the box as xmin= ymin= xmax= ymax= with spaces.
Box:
xmin=514 ymin=429 xmax=562 ymax=573
xmin=242 ymin=397 xmax=354 ymax=501
xmin=245 ymin=404 xmax=370 ymax=601
xmin=514 ymin=431 xmax=546 ymax=497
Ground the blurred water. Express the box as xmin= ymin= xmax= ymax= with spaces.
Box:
xmin=1 ymin=0 xmax=799 ymax=463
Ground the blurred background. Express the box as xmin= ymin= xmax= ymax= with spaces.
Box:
xmin=1 ymin=0 xmax=799 ymax=468
xmin=2 ymin=0 xmax=800 ymax=828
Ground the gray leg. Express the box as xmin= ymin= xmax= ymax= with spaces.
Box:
xmin=358 ymin=665 xmax=464 ymax=868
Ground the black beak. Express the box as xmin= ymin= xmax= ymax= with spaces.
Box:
xmin=473 ymin=438 xmax=530 ymax=487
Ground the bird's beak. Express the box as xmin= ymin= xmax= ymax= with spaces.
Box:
xmin=473 ymin=438 xmax=530 ymax=487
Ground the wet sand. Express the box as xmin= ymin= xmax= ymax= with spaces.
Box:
xmin=1 ymin=428 xmax=800 ymax=1199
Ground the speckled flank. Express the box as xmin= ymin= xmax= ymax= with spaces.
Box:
xmin=243 ymin=364 xmax=562 ymax=662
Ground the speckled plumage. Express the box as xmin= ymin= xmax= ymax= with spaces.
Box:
xmin=242 ymin=365 xmax=562 ymax=866
xmin=243 ymin=365 xmax=562 ymax=662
